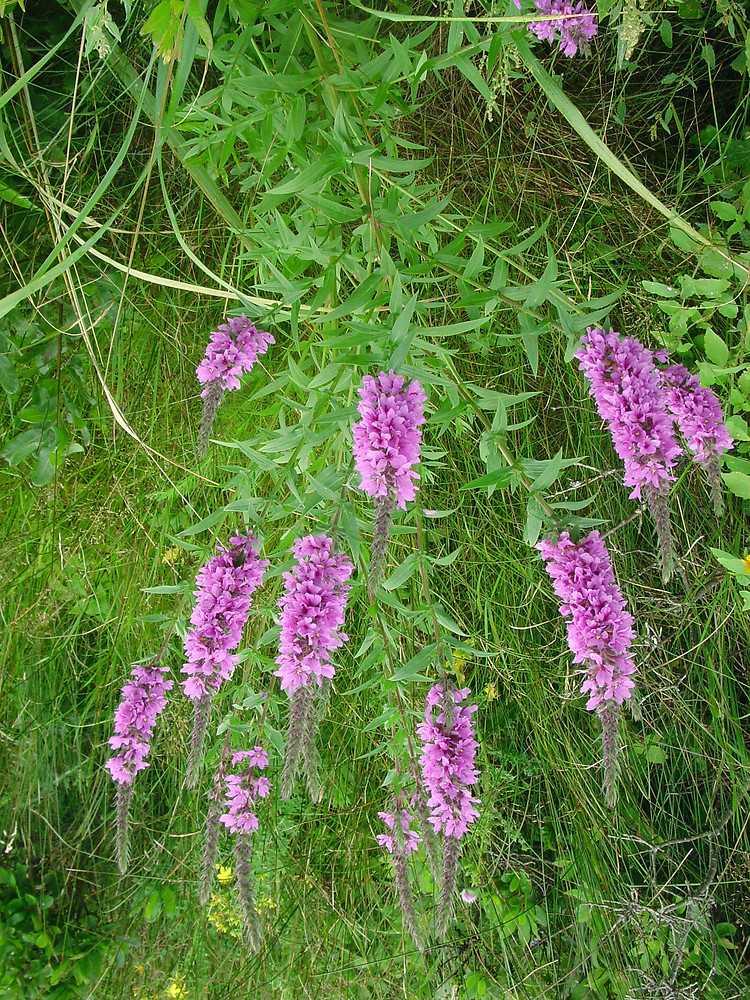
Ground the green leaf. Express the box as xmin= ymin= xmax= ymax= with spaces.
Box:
xmin=680 ymin=276 xmax=730 ymax=298
xmin=382 ymin=553 xmax=419 ymax=592
xmin=144 ymin=892 xmax=162 ymax=922
xmin=722 ymin=471 xmax=750 ymax=500
xmin=700 ymin=248 xmax=735 ymax=279
xmin=645 ymin=743 xmax=666 ymax=764
xmin=726 ymin=415 xmax=750 ymax=441
xmin=642 ymin=280 xmax=678 ymax=297
xmin=461 ymin=468 xmax=516 ymax=490
xmin=185 ymin=0 xmax=213 ymax=52
xmin=703 ymin=329 xmax=730 ymax=366
xmin=670 ymin=227 xmax=699 ymax=253
xmin=0 ymin=354 xmax=19 ymax=393
xmin=0 ymin=179 xmax=36 ymax=211
xmin=141 ymin=0 xmax=184 ymax=62
xmin=387 ymin=294 xmax=418 ymax=371
xmin=177 ymin=508 xmax=226 ymax=536
xmin=710 ymin=547 xmax=749 ymax=576
xmin=393 ymin=644 xmax=437 ymax=682
xmin=710 ymin=200 xmax=738 ymax=222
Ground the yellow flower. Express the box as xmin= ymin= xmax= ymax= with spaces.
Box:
xmin=451 ymin=650 xmax=466 ymax=684
xmin=484 ymin=682 xmax=497 ymax=702
xmin=162 ymin=547 xmax=181 ymax=565
xmin=217 ymin=865 xmax=233 ymax=885
xmin=743 ymin=554 xmax=750 ymax=574
xmin=208 ymin=891 xmax=243 ymax=939
xmin=164 ymin=977 xmax=188 ymax=1000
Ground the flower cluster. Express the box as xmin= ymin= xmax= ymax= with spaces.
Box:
xmin=417 ymin=685 xmax=480 ymax=839
xmin=661 ymin=364 xmax=733 ymax=465
xmin=274 ymin=534 xmax=354 ymax=695
xmin=353 ymin=371 xmax=426 ymax=508
xmin=196 ymin=315 xmax=274 ymax=396
xmin=376 ymin=809 xmax=422 ymax=856
xmin=529 ymin=0 xmax=598 ymax=58
xmin=182 ymin=535 xmax=268 ymax=702
xmin=106 ymin=663 xmax=173 ymax=785
xmin=220 ymin=748 xmax=271 ymax=835
xmin=577 ymin=328 xmax=681 ymax=500
xmin=538 ymin=530 xmax=636 ymax=710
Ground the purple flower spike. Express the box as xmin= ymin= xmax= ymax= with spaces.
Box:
xmin=529 ymin=0 xmax=598 ymax=57
xmin=417 ymin=685 xmax=480 ymax=840
xmin=220 ymin=747 xmax=270 ymax=952
xmin=661 ymin=365 xmax=733 ymax=464
xmin=537 ymin=530 xmax=636 ymax=710
xmin=661 ymin=363 xmax=733 ymax=516
xmin=106 ymin=661 xmax=172 ymax=873
xmin=353 ymin=371 xmax=426 ymax=509
xmin=220 ymin=748 xmax=271 ymax=835
xmin=274 ymin=535 xmax=353 ymax=696
xmin=577 ymin=328 xmax=681 ymax=501
xmin=182 ymin=535 xmax=268 ymax=703
xmin=106 ymin=663 xmax=173 ymax=786
xmin=376 ymin=810 xmax=422 ymax=856
xmin=196 ymin=315 xmax=274 ymax=396
xmin=538 ymin=530 xmax=637 ymax=807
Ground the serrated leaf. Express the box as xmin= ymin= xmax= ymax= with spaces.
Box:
xmin=710 ymin=200 xmax=738 ymax=222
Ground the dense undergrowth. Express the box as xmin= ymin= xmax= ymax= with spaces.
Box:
xmin=1 ymin=1 xmax=749 ymax=997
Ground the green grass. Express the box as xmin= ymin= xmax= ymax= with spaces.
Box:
xmin=1 ymin=3 xmax=749 ymax=998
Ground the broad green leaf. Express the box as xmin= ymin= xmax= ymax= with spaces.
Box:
xmin=710 ymin=201 xmax=738 ymax=222
xmin=144 ymin=892 xmax=162 ymax=922
xmin=722 ymin=471 xmax=750 ymax=500
xmin=710 ymin=547 xmax=749 ymax=576
xmin=703 ymin=329 xmax=730 ymax=366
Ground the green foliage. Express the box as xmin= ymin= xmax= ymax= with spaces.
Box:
xmin=0 ymin=864 xmax=114 ymax=998
xmin=0 ymin=307 xmax=95 ymax=485
xmin=0 ymin=1 xmax=749 ymax=997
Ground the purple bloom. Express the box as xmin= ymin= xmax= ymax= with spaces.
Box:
xmin=106 ymin=663 xmax=173 ymax=785
xmin=529 ymin=0 xmax=598 ymax=57
xmin=537 ymin=531 xmax=636 ymax=710
xmin=274 ymin=535 xmax=353 ymax=696
xmin=577 ymin=328 xmax=681 ymax=500
xmin=220 ymin=748 xmax=271 ymax=835
xmin=376 ymin=810 xmax=422 ymax=856
xmin=461 ymin=889 xmax=478 ymax=904
xmin=660 ymin=365 xmax=733 ymax=465
xmin=353 ymin=371 xmax=426 ymax=509
xmin=417 ymin=685 xmax=480 ymax=839
xmin=196 ymin=315 xmax=274 ymax=397
xmin=182 ymin=535 xmax=268 ymax=702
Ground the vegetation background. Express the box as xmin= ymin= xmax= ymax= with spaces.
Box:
xmin=1 ymin=0 xmax=749 ymax=997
